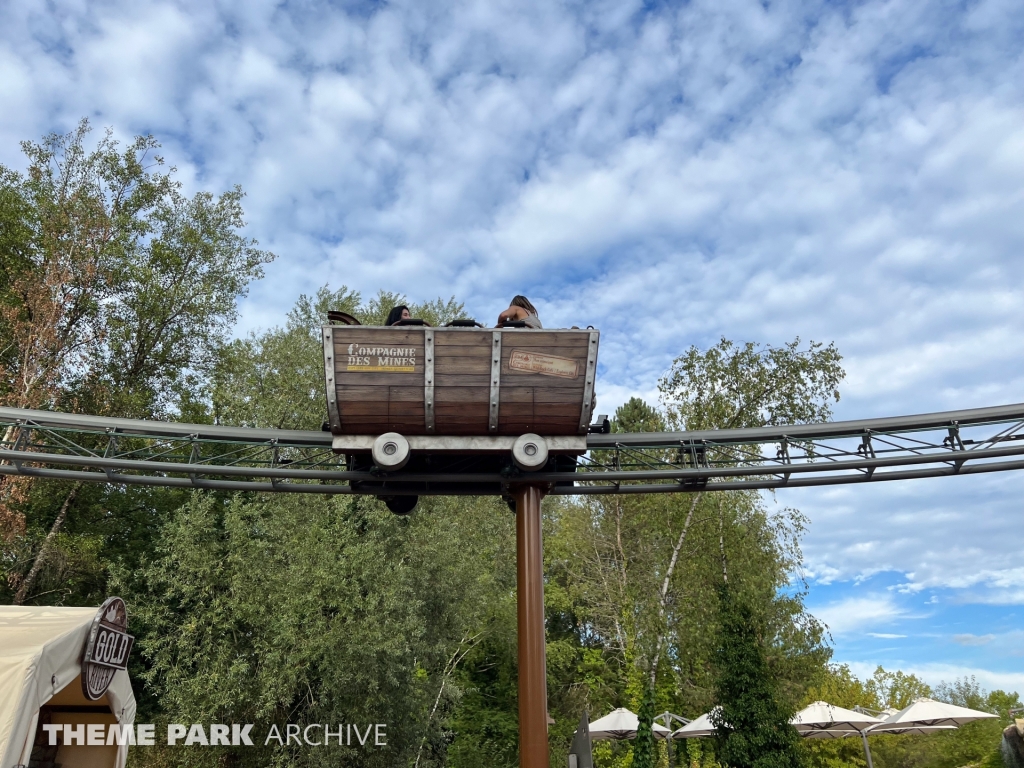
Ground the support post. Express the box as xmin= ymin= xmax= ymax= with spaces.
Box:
xmin=860 ymin=731 xmax=875 ymax=768
xmin=515 ymin=484 xmax=549 ymax=768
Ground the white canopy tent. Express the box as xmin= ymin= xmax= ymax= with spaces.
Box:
xmin=0 ymin=606 xmax=136 ymax=768
xmin=587 ymin=708 xmax=673 ymax=740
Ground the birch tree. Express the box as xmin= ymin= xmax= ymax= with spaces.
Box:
xmin=552 ymin=338 xmax=842 ymax=714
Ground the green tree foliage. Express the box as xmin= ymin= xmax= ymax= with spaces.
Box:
xmin=538 ymin=337 xmax=840 ymax=766
xmin=659 ymin=338 xmax=843 ymax=431
xmin=633 ymin=684 xmax=656 ymax=768
xmin=123 ymin=491 xmax=515 ymax=768
xmin=0 ymin=119 xmax=272 ymax=420
xmin=0 ymin=120 xmax=271 ymax=605
xmin=799 ymin=665 xmax=1021 ymax=768
xmin=712 ymin=584 xmax=805 ymax=768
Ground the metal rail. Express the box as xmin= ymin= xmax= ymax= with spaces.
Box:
xmin=0 ymin=404 xmax=1023 ymax=496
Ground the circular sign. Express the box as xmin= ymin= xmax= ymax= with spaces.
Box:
xmin=81 ymin=596 xmax=134 ymax=701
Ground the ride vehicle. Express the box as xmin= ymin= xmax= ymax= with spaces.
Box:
xmin=322 ymin=312 xmax=604 ymax=512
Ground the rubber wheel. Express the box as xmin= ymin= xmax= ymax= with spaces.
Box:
xmin=382 ymin=495 xmax=418 ymax=515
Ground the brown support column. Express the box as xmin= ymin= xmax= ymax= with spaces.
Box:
xmin=515 ymin=484 xmax=550 ymax=768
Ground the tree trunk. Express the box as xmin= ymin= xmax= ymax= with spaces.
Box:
xmin=648 ymin=492 xmax=702 ymax=687
xmin=13 ymin=483 xmax=80 ymax=604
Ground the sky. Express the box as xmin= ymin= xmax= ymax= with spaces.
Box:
xmin=1 ymin=0 xmax=1022 ymax=694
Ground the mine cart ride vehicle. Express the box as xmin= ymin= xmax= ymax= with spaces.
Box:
xmin=322 ymin=313 xmax=603 ymax=513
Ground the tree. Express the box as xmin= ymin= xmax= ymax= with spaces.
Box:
xmin=549 ymin=337 xmax=840 ymax=727
xmin=0 ymin=119 xmax=272 ymax=603
xmin=633 ymin=684 xmax=656 ymax=768
xmin=712 ymin=584 xmax=805 ymax=768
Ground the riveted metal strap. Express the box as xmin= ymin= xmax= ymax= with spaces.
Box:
xmin=424 ymin=329 xmax=435 ymax=434
xmin=578 ymin=331 xmax=600 ymax=433
xmin=323 ymin=326 xmax=341 ymax=432
xmin=489 ymin=331 xmax=502 ymax=432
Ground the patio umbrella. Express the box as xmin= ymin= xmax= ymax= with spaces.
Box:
xmin=587 ymin=708 xmax=673 ymax=740
xmin=791 ymin=701 xmax=885 ymax=734
xmin=867 ymin=698 xmax=998 ymax=731
xmin=671 ymin=708 xmax=722 ymax=739
xmin=790 ymin=701 xmax=886 ymax=768
xmin=865 ymin=708 xmax=957 ymax=736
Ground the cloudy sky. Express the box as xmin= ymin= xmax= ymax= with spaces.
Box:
xmin=2 ymin=0 xmax=1022 ymax=693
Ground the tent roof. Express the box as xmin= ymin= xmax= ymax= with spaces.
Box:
xmin=0 ymin=606 xmax=136 ymax=768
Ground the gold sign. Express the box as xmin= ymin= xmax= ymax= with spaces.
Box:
xmin=82 ymin=597 xmax=134 ymax=701
xmin=508 ymin=350 xmax=579 ymax=379
xmin=345 ymin=344 xmax=417 ymax=373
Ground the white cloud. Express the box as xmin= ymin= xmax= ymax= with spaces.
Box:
xmin=845 ymin=660 xmax=1024 ymax=695
xmin=810 ymin=594 xmax=913 ymax=636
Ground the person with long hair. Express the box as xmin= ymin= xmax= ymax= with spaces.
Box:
xmin=385 ymin=305 xmax=411 ymax=326
xmin=497 ymin=296 xmax=542 ymax=328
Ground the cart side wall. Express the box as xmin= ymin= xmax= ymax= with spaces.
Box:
xmin=323 ymin=327 xmax=598 ymax=437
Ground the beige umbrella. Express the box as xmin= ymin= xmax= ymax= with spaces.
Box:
xmin=671 ymin=708 xmax=722 ymax=739
xmin=867 ymin=698 xmax=998 ymax=731
xmin=790 ymin=701 xmax=885 ymax=768
xmin=587 ymin=708 xmax=673 ymax=740
xmin=791 ymin=701 xmax=885 ymax=733
xmin=865 ymin=707 xmax=957 ymax=736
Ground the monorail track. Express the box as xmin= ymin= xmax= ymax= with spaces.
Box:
xmin=1 ymin=403 xmax=1023 ymax=495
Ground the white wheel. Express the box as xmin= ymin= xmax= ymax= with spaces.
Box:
xmin=372 ymin=432 xmax=410 ymax=470
xmin=512 ymin=433 xmax=548 ymax=471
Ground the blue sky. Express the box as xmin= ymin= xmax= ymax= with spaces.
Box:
xmin=2 ymin=0 xmax=1022 ymax=693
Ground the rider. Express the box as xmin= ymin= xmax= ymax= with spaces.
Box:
xmin=386 ymin=306 xmax=411 ymax=326
xmin=497 ymin=296 xmax=542 ymax=328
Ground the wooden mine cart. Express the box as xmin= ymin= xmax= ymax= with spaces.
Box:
xmin=321 ymin=319 xmax=600 ymax=511
xmin=322 ymin=323 xmax=599 ymax=438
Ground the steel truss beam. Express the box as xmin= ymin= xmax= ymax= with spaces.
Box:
xmin=0 ymin=404 xmax=1023 ymax=495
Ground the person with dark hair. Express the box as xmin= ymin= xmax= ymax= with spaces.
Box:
xmin=386 ymin=305 xmax=411 ymax=326
xmin=497 ymin=295 xmax=542 ymax=328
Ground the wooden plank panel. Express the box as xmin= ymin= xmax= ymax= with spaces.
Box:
xmin=435 ymin=403 xmax=489 ymax=416
xmin=333 ymin=417 xmax=389 ymax=430
xmin=435 ymin=373 xmax=490 ymax=388
xmin=502 ymin=340 xmax=589 ymax=354
xmin=435 ymin=359 xmax=491 ymax=375
xmin=338 ymin=402 xmax=390 ymax=416
xmin=433 ymin=346 xmax=494 ymax=358
xmin=433 ymin=332 xmax=493 ymax=347
xmin=498 ymin=372 xmax=586 ymax=388
xmin=332 ymin=329 xmax=425 ymax=345
xmin=495 ymin=331 xmax=589 ymax=347
xmin=334 ymin=371 xmax=425 ymax=386
xmin=386 ymin=386 xmax=424 ymax=402
xmin=498 ymin=389 xmax=587 ymax=405
xmin=335 ymin=385 xmax=392 ymax=401
xmin=535 ymin=403 xmax=580 ymax=418
xmin=435 ymin=386 xmax=489 ymax=403
xmin=387 ymin=403 xmax=426 ymax=417
xmin=499 ymin=387 xmax=533 ymax=403
xmin=524 ymin=389 xmax=584 ymax=404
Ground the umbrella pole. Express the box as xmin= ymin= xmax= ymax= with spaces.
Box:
xmin=860 ymin=731 xmax=875 ymax=768
xmin=516 ymin=485 xmax=550 ymax=768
